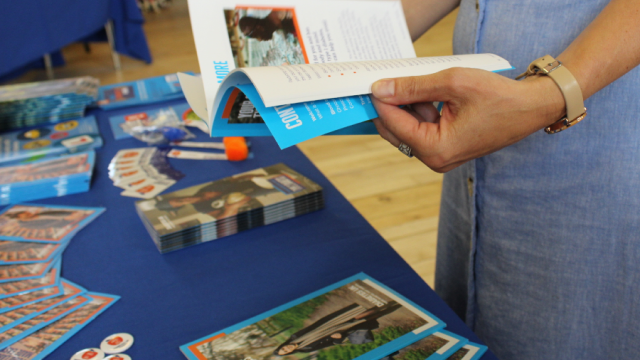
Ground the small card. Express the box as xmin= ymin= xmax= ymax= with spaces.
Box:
xmin=0 ymin=261 xmax=60 ymax=299
xmin=445 ymin=342 xmax=488 ymax=360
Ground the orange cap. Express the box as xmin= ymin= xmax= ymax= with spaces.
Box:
xmin=223 ymin=137 xmax=249 ymax=161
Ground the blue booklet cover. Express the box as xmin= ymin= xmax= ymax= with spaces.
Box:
xmin=0 ymin=292 xmax=119 ymax=360
xmin=97 ymin=73 xmax=191 ymax=110
xmin=445 ymin=342 xmax=488 ymax=360
xmin=0 ymin=204 xmax=105 ymax=244
xmin=0 ymin=116 xmax=102 ymax=164
xmin=210 ymin=85 xmax=378 ymax=145
xmin=180 ymin=273 xmax=445 ymax=360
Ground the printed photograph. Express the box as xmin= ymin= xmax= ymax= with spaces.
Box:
xmin=380 ymin=333 xmax=454 ymax=360
xmin=223 ymin=7 xmax=306 ymax=68
xmin=137 ymin=164 xmax=321 ymax=236
xmin=188 ymin=279 xmax=432 ymax=360
xmin=224 ymin=88 xmax=264 ymax=124
xmin=0 ymin=205 xmax=97 ymax=242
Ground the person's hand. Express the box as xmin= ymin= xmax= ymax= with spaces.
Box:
xmin=371 ymin=68 xmax=567 ymax=172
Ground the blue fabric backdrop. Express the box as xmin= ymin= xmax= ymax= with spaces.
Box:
xmin=0 ymin=0 xmax=151 ymax=82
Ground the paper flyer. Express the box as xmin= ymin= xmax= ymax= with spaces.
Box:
xmin=180 ymin=273 xmax=444 ymax=360
xmin=0 ymin=263 xmax=60 ymax=300
xmin=445 ymin=342 xmax=488 ymax=360
xmin=0 ymin=204 xmax=105 ymax=244
xmin=0 ymin=292 xmax=119 ymax=360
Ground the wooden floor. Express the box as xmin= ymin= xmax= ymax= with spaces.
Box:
xmin=5 ymin=1 xmax=458 ymax=287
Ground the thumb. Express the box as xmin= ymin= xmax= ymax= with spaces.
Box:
xmin=371 ymin=70 xmax=458 ymax=106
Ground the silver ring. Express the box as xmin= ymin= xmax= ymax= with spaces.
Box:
xmin=398 ymin=143 xmax=413 ymax=158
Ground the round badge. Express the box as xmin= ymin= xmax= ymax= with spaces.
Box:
xmin=104 ymin=355 xmax=131 ymax=360
xmin=100 ymin=333 xmax=134 ymax=354
xmin=54 ymin=120 xmax=78 ymax=131
xmin=23 ymin=139 xmax=51 ymax=150
xmin=50 ymin=131 xmax=69 ymax=140
xmin=71 ymin=348 xmax=105 ymax=360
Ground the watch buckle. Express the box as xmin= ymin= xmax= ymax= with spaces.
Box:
xmin=544 ymin=108 xmax=587 ymax=134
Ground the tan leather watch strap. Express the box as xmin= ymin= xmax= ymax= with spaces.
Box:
xmin=516 ymin=55 xmax=587 ymax=134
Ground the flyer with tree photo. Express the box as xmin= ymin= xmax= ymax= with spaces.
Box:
xmin=181 ymin=273 xmax=444 ymax=360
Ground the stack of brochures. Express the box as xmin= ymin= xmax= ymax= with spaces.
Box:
xmin=0 ymin=77 xmax=99 ymax=132
xmin=180 ymin=273 xmax=488 ymax=360
xmin=0 ymin=151 xmax=96 ymax=205
xmin=0 ymin=204 xmax=120 ymax=359
xmin=135 ymin=163 xmax=324 ymax=253
xmin=96 ymin=73 xmax=189 ymax=110
xmin=0 ymin=116 xmax=103 ymax=165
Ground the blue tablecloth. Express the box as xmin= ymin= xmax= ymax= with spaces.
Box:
xmin=0 ymin=0 xmax=151 ymax=81
xmin=35 ymin=99 xmax=497 ymax=359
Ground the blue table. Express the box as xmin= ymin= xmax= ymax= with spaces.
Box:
xmin=0 ymin=0 xmax=151 ymax=81
xmin=38 ymin=99 xmax=497 ymax=359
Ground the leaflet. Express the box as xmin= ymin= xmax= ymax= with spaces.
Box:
xmin=0 ymin=280 xmax=62 ymax=315
xmin=0 ymin=257 xmax=58 ymax=284
xmin=0 ymin=294 xmax=90 ymax=350
xmin=180 ymin=0 xmax=513 ymax=147
xmin=0 ymin=204 xmax=105 ymax=244
xmin=0 ymin=279 xmax=85 ymax=334
xmin=0 ymin=292 xmax=119 ymax=360
xmin=97 ymin=73 xmax=190 ymax=110
xmin=0 ymin=262 xmax=60 ymax=300
xmin=180 ymin=273 xmax=444 ymax=360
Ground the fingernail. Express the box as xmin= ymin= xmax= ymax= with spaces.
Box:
xmin=372 ymin=79 xmax=395 ymax=98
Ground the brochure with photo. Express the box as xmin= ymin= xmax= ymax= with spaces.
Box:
xmin=0 ymin=279 xmax=86 ymax=334
xmin=179 ymin=0 xmax=513 ymax=148
xmin=181 ymin=273 xmax=444 ymax=360
xmin=0 ymin=279 xmax=62 ymax=315
xmin=0 ymin=292 xmax=119 ymax=360
xmin=380 ymin=330 xmax=468 ymax=360
xmin=0 ymin=293 xmax=90 ymax=350
xmin=0 ymin=204 xmax=104 ymax=244
xmin=445 ymin=342 xmax=488 ymax=360
xmin=97 ymin=73 xmax=192 ymax=110
xmin=0 ymin=116 xmax=103 ymax=165
xmin=0 ymin=261 xmax=60 ymax=300
xmin=0 ymin=256 xmax=58 ymax=284
xmin=136 ymin=163 xmax=324 ymax=252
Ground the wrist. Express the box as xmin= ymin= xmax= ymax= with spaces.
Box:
xmin=522 ymin=75 xmax=567 ymax=130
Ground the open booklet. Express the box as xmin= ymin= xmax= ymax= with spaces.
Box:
xmin=179 ymin=0 xmax=513 ymax=148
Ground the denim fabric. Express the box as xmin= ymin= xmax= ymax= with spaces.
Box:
xmin=435 ymin=1 xmax=640 ymax=359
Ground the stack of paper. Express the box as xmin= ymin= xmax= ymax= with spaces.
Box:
xmin=0 ymin=204 xmax=119 ymax=359
xmin=109 ymin=147 xmax=184 ymax=199
xmin=0 ymin=116 xmax=103 ymax=165
xmin=180 ymin=273 xmax=488 ymax=360
xmin=0 ymin=152 xmax=96 ymax=205
xmin=96 ymin=73 xmax=188 ymax=110
xmin=0 ymin=77 xmax=99 ymax=132
xmin=136 ymin=163 xmax=324 ymax=253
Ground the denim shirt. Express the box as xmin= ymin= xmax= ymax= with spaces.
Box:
xmin=436 ymin=1 xmax=640 ymax=359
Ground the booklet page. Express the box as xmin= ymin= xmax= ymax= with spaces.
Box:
xmin=186 ymin=0 xmax=415 ymax=124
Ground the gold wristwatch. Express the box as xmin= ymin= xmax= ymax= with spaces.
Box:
xmin=516 ymin=55 xmax=587 ymax=134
